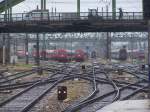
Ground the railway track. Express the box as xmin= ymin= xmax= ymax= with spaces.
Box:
xmin=0 ymin=62 xmax=70 ymax=86
xmin=62 ymin=62 xmax=149 ymax=112
xmin=0 ymin=69 xmax=39 ymax=85
xmin=0 ymin=62 xmax=81 ymax=91
xmin=0 ymin=61 xmax=148 ymax=112
xmin=65 ymin=80 xmax=148 ymax=112
xmin=111 ymin=63 xmax=148 ymax=81
xmin=0 ymin=62 xmax=82 ymax=112
xmin=0 ymin=76 xmax=63 ymax=112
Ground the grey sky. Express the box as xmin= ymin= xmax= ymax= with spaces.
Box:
xmin=10 ymin=0 xmax=142 ymax=13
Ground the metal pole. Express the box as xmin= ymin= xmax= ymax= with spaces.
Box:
xmin=131 ymin=34 xmax=134 ymax=64
xmin=7 ymin=33 xmax=11 ymax=64
xmin=106 ymin=5 xmax=109 ymax=19
xmin=2 ymin=34 xmax=6 ymax=66
xmin=9 ymin=7 xmax=12 ymax=21
xmin=106 ymin=32 xmax=111 ymax=60
xmin=36 ymin=33 xmax=40 ymax=66
xmin=148 ymin=21 xmax=150 ymax=77
xmin=7 ymin=3 xmax=9 ymax=21
xmin=42 ymin=34 xmax=46 ymax=60
xmin=41 ymin=0 xmax=43 ymax=10
xmin=112 ymin=0 xmax=116 ymax=19
xmin=148 ymin=20 xmax=150 ymax=99
xmin=44 ymin=0 xmax=46 ymax=10
xmin=71 ymin=36 xmax=73 ymax=61
xmin=4 ymin=0 xmax=8 ymax=21
xmin=77 ymin=0 xmax=80 ymax=16
xmin=25 ymin=33 xmax=29 ymax=64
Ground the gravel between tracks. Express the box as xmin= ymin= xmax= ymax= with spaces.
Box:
xmin=31 ymin=80 xmax=92 ymax=112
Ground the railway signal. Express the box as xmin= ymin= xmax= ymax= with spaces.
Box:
xmin=38 ymin=67 xmax=43 ymax=75
xmin=117 ymin=68 xmax=123 ymax=75
xmin=141 ymin=65 xmax=145 ymax=70
xmin=82 ymin=65 xmax=85 ymax=70
xmin=57 ymin=86 xmax=67 ymax=101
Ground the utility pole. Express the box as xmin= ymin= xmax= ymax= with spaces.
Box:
xmin=148 ymin=20 xmax=150 ymax=99
xmin=36 ymin=34 xmax=40 ymax=66
xmin=4 ymin=0 xmax=8 ymax=21
xmin=42 ymin=34 xmax=46 ymax=60
xmin=41 ymin=0 xmax=46 ymax=10
xmin=77 ymin=0 xmax=80 ymax=16
xmin=131 ymin=34 xmax=134 ymax=64
xmin=2 ymin=34 xmax=6 ymax=66
xmin=106 ymin=33 xmax=111 ymax=60
xmin=41 ymin=0 xmax=43 ymax=10
xmin=25 ymin=33 xmax=29 ymax=64
xmin=148 ymin=22 xmax=150 ymax=65
xmin=44 ymin=0 xmax=46 ymax=10
xmin=112 ymin=0 xmax=116 ymax=19
xmin=7 ymin=33 xmax=11 ymax=64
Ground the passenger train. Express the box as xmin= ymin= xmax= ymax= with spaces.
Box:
xmin=17 ymin=49 xmax=87 ymax=62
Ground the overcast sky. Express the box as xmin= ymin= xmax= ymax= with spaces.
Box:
xmin=2 ymin=0 xmax=143 ymax=13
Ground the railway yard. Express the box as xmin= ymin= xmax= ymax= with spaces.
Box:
xmin=0 ymin=0 xmax=150 ymax=112
xmin=0 ymin=59 xmax=149 ymax=112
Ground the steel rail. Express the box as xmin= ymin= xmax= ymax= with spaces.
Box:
xmin=63 ymin=80 xmax=146 ymax=112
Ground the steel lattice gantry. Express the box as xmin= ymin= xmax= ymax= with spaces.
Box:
xmin=0 ymin=0 xmax=24 ymax=13
xmin=6 ymin=32 xmax=148 ymax=43
xmin=0 ymin=0 xmax=148 ymax=33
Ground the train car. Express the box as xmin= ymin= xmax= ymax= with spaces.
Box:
xmin=45 ymin=50 xmax=55 ymax=60
xmin=54 ymin=49 xmax=69 ymax=62
xmin=65 ymin=50 xmax=75 ymax=61
xmin=31 ymin=48 xmax=87 ymax=62
xmin=74 ymin=49 xmax=86 ymax=62
xmin=17 ymin=50 xmax=26 ymax=58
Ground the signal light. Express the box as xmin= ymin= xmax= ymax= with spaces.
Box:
xmin=81 ymin=65 xmax=86 ymax=70
xmin=57 ymin=86 xmax=67 ymax=101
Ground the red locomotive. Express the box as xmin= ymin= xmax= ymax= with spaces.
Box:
xmin=19 ymin=48 xmax=86 ymax=62
xmin=54 ymin=49 xmax=69 ymax=62
xmin=74 ymin=49 xmax=86 ymax=62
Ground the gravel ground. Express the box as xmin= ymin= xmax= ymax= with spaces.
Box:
xmin=0 ymin=88 xmax=25 ymax=103
xmin=30 ymin=80 xmax=92 ymax=112
xmin=130 ymin=92 xmax=149 ymax=100
xmin=109 ymin=71 xmax=138 ymax=83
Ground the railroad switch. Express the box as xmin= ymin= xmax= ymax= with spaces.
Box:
xmin=38 ymin=68 xmax=43 ymax=75
xmin=117 ymin=68 xmax=123 ymax=75
xmin=0 ymin=90 xmax=12 ymax=94
xmin=57 ymin=86 xmax=67 ymax=101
